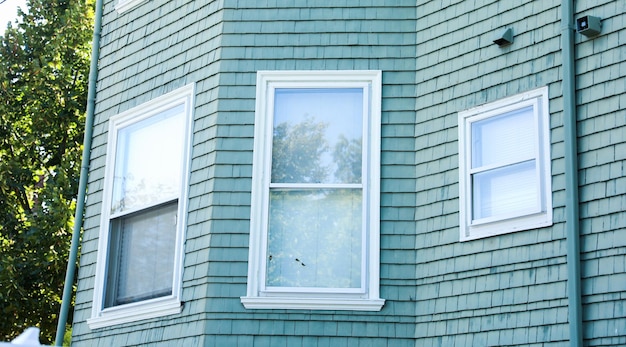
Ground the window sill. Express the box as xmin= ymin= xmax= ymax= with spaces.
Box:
xmin=461 ymin=211 xmax=553 ymax=241
xmin=240 ymin=296 xmax=385 ymax=311
xmin=87 ymin=296 xmax=182 ymax=329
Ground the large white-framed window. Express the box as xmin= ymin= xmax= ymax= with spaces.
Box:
xmin=458 ymin=86 xmax=552 ymax=241
xmin=88 ymin=84 xmax=194 ymax=329
xmin=241 ymin=71 xmax=384 ymax=311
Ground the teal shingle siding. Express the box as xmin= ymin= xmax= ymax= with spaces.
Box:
xmin=71 ymin=0 xmax=226 ymax=344
xmin=414 ymin=1 xmax=569 ymax=346
xmin=70 ymin=0 xmax=625 ymax=345
xmin=575 ymin=1 xmax=626 ymax=346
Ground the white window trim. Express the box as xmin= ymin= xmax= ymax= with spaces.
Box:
xmin=115 ymin=0 xmax=147 ymax=14
xmin=88 ymin=84 xmax=194 ymax=329
xmin=241 ymin=70 xmax=384 ymax=311
xmin=458 ymin=86 xmax=552 ymax=242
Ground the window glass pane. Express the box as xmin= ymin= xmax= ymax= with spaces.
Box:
xmin=472 ymin=160 xmax=538 ymax=220
xmin=272 ymin=88 xmax=363 ymax=184
xmin=111 ymin=104 xmax=185 ymax=214
xmin=266 ymin=189 xmax=362 ymax=288
xmin=471 ymin=106 xmax=534 ymax=168
xmin=106 ymin=202 xmax=177 ymax=307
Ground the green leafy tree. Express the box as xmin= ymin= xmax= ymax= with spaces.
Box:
xmin=0 ymin=0 xmax=93 ymax=343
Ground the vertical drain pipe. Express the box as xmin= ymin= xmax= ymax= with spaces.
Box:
xmin=54 ymin=0 xmax=103 ymax=344
xmin=561 ymin=0 xmax=583 ymax=345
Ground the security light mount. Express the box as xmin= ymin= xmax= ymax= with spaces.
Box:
xmin=576 ymin=16 xmax=602 ymax=37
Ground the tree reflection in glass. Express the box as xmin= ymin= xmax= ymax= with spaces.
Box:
xmin=267 ymin=189 xmax=362 ymax=288
xmin=271 ymin=88 xmax=362 ymax=184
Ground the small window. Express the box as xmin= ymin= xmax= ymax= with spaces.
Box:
xmin=458 ymin=86 xmax=552 ymax=241
xmin=115 ymin=0 xmax=147 ymax=13
xmin=241 ymin=71 xmax=384 ymax=311
xmin=88 ymin=84 xmax=194 ymax=328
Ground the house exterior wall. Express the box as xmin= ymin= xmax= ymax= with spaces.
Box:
xmin=575 ymin=1 xmax=625 ymax=345
xmin=414 ymin=1 xmax=567 ymax=346
xmin=72 ymin=0 xmax=227 ymax=345
xmin=71 ymin=0 xmax=625 ymax=346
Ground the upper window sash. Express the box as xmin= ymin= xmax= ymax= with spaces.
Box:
xmin=468 ymin=100 xmax=539 ymax=173
xmin=109 ymin=103 xmax=186 ymax=218
xmin=265 ymin=81 xmax=371 ymax=187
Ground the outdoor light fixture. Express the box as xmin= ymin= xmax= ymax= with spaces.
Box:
xmin=494 ymin=28 xmax=514 ymax=46
xmin=576 ymin=16 xmax=602 ymax=37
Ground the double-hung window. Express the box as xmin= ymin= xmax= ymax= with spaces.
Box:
xmin=458 ymin=86 xmax=552 ymax=241
xmin=89 ymin=84 xmax=194 ymax=328
xmin=242 ymin=71 xmax=384 ymax=311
